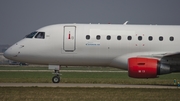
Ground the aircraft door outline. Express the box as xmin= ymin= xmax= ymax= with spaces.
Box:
xmin=63 ymin=26 xmax=76 ymax=52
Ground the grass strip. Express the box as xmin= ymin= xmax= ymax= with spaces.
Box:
xmin=0 ymin=87 xmax=180 ymax=101
xmin=0 ymin=71 xmax=179 ymax=85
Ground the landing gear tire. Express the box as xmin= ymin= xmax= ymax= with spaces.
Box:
xmin=52 ymin=76 xmax=60 ymax=83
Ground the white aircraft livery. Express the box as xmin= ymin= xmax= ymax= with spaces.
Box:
xmin=3 ymin=23 xmax=180 ymax=83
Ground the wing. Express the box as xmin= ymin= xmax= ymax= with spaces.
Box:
xmin=138 ymin=52 xmax=180 ymax=72
xmin=110 ymin=51 xmax=180 ymax=72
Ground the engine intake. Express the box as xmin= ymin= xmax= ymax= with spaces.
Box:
xmin=128 ymin=57 xmax=171 ymax=78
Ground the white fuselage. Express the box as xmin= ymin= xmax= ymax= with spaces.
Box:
xmin=4 ymin=24 xmax=180 ymax=70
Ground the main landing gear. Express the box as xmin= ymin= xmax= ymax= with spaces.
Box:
xmin=52 ymin=70 xmax=60 ymax=83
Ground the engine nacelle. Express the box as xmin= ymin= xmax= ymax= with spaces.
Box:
xmin=128 ymin=57 xmax=171 ymax=78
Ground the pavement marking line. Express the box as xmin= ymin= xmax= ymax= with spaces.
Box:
xmin=0 ymin=70 xmax=127 ymax=72
xmin=0 ymin=83 xmax=177 ymax=89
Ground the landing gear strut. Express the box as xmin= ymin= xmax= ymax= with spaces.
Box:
xmin=48 ymin=65 xmax=61 ymax=83
xmin=52 ymin=70 xmax=60 ymax=83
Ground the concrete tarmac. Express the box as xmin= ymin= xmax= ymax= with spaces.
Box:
xmin=0 ymin=70 xmax=127 ymax=72
xmin=0 ymin=83 xmax=178 ymax=89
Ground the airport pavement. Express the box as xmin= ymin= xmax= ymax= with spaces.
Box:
xmin=0 ymin=83 xmax=178 ymax=88
xmin=0 ymin=70 xmax=127 ymax=72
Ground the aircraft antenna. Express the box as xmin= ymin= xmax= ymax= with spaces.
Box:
xmin=123 ymin=21 xmax=128 ymax=25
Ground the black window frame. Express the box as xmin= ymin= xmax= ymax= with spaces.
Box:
xmin=148 ymin=36 xmax=153 ymax=41
xmin=25 ymin=31 xmax=37 ymax=38
xmin=35 ymin=32 xmax=45 ymax=39
xmin=86 ymin=35 xmax=90 ymax=40
xmin=117 ymin=36 xmax=121 ymax=40
xmin=96 ymin=35 xmax=101 ymax=40
xmin=107 ymin=35 xmax=111 ymax=40
xmin=169 ymin=36 xmax=174 ymax=41
xmin=127 ymin=36 xmax=132 ymax=40
xmin=138 ymin=36 xmax=142 ymax=41
xmin=159 ymin=36 xmax=163 ymax=41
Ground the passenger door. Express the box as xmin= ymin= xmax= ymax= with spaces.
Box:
xmin=63 ymin=26 xmax=76 ymax=52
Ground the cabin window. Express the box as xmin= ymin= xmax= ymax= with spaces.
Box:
xmin=96 ymin=35 xmax=101 ymax=40
xmin=117 ymin=36 xmax=121 ymax=40
xmin=25 ymin=31 xmax=37 ymax=38
xmin=148 ymin=36 xmax=153 ymax=41
xmin=127 ymin=36 xmax=132 ymax=40
xmin=86 ymin=35 xmax=90 ymax=40
xmin=159 ymin=36 xmax=163 ymax=41
xmin=35 ymin=32 xmax=45 ymax=39
xmin=107 ymin=35 xmax=111 ymax=40
xmin=138 ymin=36 xmax=142 ymax=41
xmin=169 ymin=36 xmax=174 ymax=41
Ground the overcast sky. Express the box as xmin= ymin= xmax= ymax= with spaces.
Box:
xmin=1 ymin=0 xmax=180 ymax=45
